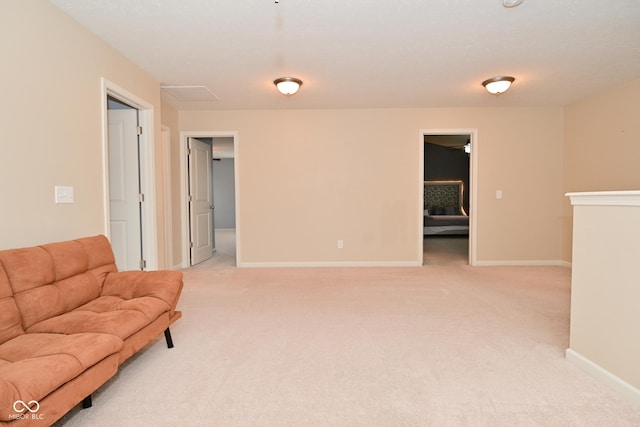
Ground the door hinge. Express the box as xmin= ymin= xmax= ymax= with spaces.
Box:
xmin=139 ymin=259 xmax=146 ymax=270
xmin=137 ymin=126 xmax=143 ymax=136
xmin=187 ymin=195 xmax=193 ymax=202
xmin=189 ymin=242 xmax=194 ymax=248
xmin=187 ymin=148 xmax=192 ymax=155
xmin=138 ymin=193 xmax=145 ymax=202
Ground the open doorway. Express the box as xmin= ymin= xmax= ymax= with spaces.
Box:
xmin=420 ymin=129 xmax=478 ymax=266
xmin=211 ymin=137 xmax=236 ymax=256
xmin=102 ymin=79 xmax=158 ymax=271
xmin=106 ymin=97 xmax=142 ymax=270
xmin=180 ymin=131 xmax=239 ymax=268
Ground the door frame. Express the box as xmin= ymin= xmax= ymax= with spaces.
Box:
xmin=161 ymin=125 xmax=173 ymax=269
xmin=101 ymin=78 xmax=158 ymax=270
xmin=419 ymin=128 xmax=478 ymax=266
xmin=179 ymin=131 xmax=240 ymax=268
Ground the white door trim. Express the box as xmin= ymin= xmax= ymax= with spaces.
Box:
xmin=420 ymin=128 xmax=478 ymax=266
xmin=161 ymin=126 xmax=173 ymax=269
xmin=179 ymin=131 xmax=240 ymax=268
xmin=101 ymin=78 xmax=158 ymax=270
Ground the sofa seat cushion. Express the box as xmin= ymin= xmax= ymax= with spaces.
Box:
xmin=0 ymin=332 xmax=123 ymax=421
xmin=102 ymin=270 xmax=184 ymax=316
xmin=25 ymin=295 xmax=171 ymax=340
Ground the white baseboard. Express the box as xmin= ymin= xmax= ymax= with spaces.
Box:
xmin=474 ymin=260 xmax=571 ymax=267
xmin=566 ymin=348 xmax=640 ymax=405
xmin=237 ymin=261 xmax=422 ymax=268
xmin=220 ymin=259 xmax=573 ymax=269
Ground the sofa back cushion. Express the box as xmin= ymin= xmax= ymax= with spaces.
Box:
xmin=0 ymin=236 xmax=118 ymax=330
xmin=74 ymin=235 xmax=119 ymax=284
xmin=0 ymin=262 xmax=24 ymax=345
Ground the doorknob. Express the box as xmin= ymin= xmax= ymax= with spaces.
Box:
xmin=209 ymin=205 xmax=215 ymax=210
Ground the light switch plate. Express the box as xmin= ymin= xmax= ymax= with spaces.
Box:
xmin=55 ymin=186 xmax=74 ymax=204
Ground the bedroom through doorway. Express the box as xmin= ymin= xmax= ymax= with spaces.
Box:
xmin=421 ymin=130 xmax=477 ymax=266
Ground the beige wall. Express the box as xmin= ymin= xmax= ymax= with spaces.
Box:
xmin=567 ymin=195 xmax=640 ymax=395
xmin=160 ymin=101 xmax=183 ymax=268
xmin=0 ymin=1 xmax=165 ymax=255
xmin=179 ymin=108 xmax=564 ymax=265
xmin=562 ymin=77 xmax=640 ymax=261
xmin=0 ymin=0 xmax=573 ymax=267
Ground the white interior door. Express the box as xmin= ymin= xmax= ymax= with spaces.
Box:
xmin=108 ymin=108 xmax=142 ymax=270
xmin=189 ymin=138 xmax=214 ymax=265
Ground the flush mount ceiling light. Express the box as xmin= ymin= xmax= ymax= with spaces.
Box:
xmin=503 ymin=0 xmax=524 ymax=7
xmin=274 ymin=77 xmax=303 ymax=95
xmin=482 ymin=76 xmax=515 ymax=94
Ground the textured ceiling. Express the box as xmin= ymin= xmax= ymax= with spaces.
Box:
xmin=49 ymin=0 xmax=640 ymax=110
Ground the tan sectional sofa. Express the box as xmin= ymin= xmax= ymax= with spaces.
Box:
xmin=0 ymin=235 xmax=183 ymax=426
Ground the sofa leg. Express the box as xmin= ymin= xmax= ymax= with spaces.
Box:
xmin=164 ymin=328 xmax=174 ymax=348
xmin=82 ymin=395 xmax=92 ymax=409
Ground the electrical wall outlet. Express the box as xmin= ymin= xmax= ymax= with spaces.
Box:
xmin=337 ymin=240 xmax=344 ymax=249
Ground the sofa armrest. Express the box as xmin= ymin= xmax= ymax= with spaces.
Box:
xmin=102 ymin=270 xmax=183 ymax=314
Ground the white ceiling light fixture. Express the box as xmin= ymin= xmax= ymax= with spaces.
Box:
xmin=482 ymin=76 xmax=515 ymax=94
xmin=274 ymin=77 xmax=303 ymax=95
xmin=503 ymin=0 xmax=524 ymax=7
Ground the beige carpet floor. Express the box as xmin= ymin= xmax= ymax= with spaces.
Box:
xmin=55 ymin=232 xmax=640 ymax=426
